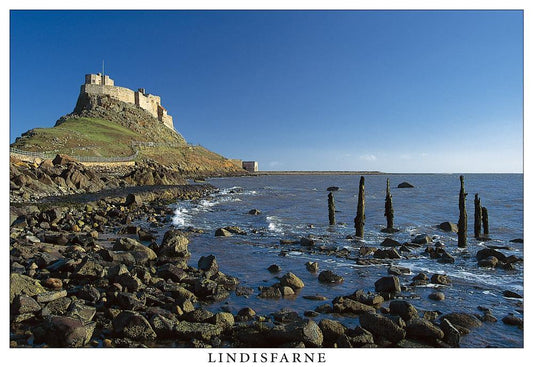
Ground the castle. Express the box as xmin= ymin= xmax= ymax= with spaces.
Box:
xmin=81 ymin=73 xmax=174 ymax=130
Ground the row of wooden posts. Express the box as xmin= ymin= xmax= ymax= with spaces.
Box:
xmin=327 ymin=175 xmax=489 ymax=247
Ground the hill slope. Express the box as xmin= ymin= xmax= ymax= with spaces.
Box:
xmin=12 ymin=92 xmax=245 ymax=177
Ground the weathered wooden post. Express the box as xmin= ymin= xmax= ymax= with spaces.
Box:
xmin=384 ymin=178 xmax=394 ymax=231
xmin=482 ymin=206 xmax=489 ymax=237
xmin=328 ymin=192 xmax=335 ymax=225
xmin=458 ymin=175 xmax=468 ymax=248
xmin=354 ymin=176 xmax=365 ymax=238
xmin=474 ymin=193 xmax=482 ymax=239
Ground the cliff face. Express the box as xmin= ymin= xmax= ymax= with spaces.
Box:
xmin=12 ymin=90 xmax=246 ymax=177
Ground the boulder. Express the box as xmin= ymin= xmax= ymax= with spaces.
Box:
xmin=198 ymin=255 xmax=219 ymax=279
xmin=374 ymin=276 xmax=401 ymax=293
xmin=10 ymin=273 xmax=46 ymax=303
xmin=440 ymin=312 xmax=482 ymax=330
xmin=113 ymin=237 xmax=157 ymax=260
xmin=406 ymin=318 xmax=444 ymax=341
xmin=413 ymin=234 xmax=432 ymax=244
xmin=12 ymin=295 xmax=41 ymax=315
xmin=333 ymin=298 xmax=375 ymax=314
xmin=438 ymin=222 xmax=458 ymax=233
xmin=439 ymin=318 xmax=460 ymax=347
xmin=389 ymin=300 xmax=419 ymax=321
xmin=159 ymin=229 xmax=190 ymax=257
xmin=112 ymin=311 xmax=156 ymax=341
xmin=280 ymin=272 xmax=305 ymax=290
xmin=374 ymin=248 xmax=401 ymax=259
xmin=41 ymin=316 xmax=95 ymax=347
xmin=476 ymin=248 xmax=507 ymax=262
xmin=267 ymin=319 xmax=323 ymax=347
xmin=258 ymin=286 xmax=282 ymax=299
xmin=66 ymin=301 xmax=96 ymax=323
xmin=174 ymin=321 xmax=223 ymax=341
xmin=318 ymin=270 xmax=344 ymax=284
xmin=503 ymin=290 xmax=523 ymax=299
xmin=149 ymin=314 xmax=176 ymax=339
xmin=35 ymin=290 xmax=68 ymax=303
xmin=319 ymin=319 xmax=347 ymax=346
xmin=431 ymin=274 xmax=451 ymax=285
xmin=124 ymin=193 xmax=143 ymax=207
xmin=52 ymin=154 xmax=76 ymax=166
xmin=248 ymin=209 xmax=261 ymax=215
xmin=478 ymin=256 xmax=498 ymax=268
xmin=359 ymin=311 xmax=406 ymax=343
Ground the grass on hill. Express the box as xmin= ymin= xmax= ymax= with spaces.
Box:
xmin=12 ymin=117 xmax=143 ymax=157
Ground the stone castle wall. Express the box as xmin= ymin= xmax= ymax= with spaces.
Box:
xmin=82 ymin=74 xmax=174 ymax=130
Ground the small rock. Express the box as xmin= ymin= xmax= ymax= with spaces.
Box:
xmin=305 ymin=261 xmax=319 ymax=273
xmin=503 ymin=290 xmax=523 ymax=299
xmin=267 ymin=264 xmax=281 ymax=273
xmin=502 ymin=314 xmax=523 ymax=327
xmin=429 ymin=292 xmax=445 ymax=301
xmin=380 ymin=238 xmax=401 ymax=247
xmin=248 ymin=209 xmax=261 ymax=215
xmin=438 ymin=222 xmax=458 ymax=233
xmin=413 ymin=234 xmax=432 ymax=244
xmin=35 ymin=290 xmax=67 ymax=303
xmin=397 ymin=182 xmax=414 ymax=188
xmin=431 ymin=274 xmax=451 ymax=285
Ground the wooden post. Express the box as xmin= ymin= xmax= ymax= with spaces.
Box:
xmin=328 ymin=192 xmax=335 ymax=225
xmin=354 ymin=176 xmax=365 ymax=238
xmin=458 ymin=175 xmax=468 ymax=248
xmin=474 ymin=193 xmax=482 ymax=239
xmin=482 ymin=207 xmax=489 ymax=237
xmin=385 ymin=178 xmax=394 ymax=231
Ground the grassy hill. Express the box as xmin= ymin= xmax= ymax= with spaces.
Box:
xmin=11 ymin=93 xmax=245 ymax=176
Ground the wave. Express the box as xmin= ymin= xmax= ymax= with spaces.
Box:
xmin=172 ymin=205 xmax=190 ymax=227
xmin=267 ymin=216 xmax=284 ymax=234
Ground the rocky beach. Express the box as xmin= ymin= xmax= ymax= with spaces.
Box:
xmin=9 ymin=156 xmax=524 ymax=348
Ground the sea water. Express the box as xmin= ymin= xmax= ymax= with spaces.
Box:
xmin=170 ymin=174 xmax=523 ymax=347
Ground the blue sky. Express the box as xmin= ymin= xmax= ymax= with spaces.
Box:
xmin=10 ymin=10 xmax=523 ymax=173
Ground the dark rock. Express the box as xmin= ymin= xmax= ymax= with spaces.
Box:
xmin=389 ymin=300 xmax=419 ymax=321
xmin=429 ymin=292 xmax=445 ymax=301
xmin=437 ymin=251 xmax=455 ymax=264
xmin=181 ymin=309 xmax=214 ymax=323
xmin=115 ymin=292 xmax=146 ymax=311
xmin=305 ymin=261 xmax=319 ymax=273
xmin=149 ymin=313 xmax=176 ymax=339
xmin=258 ymin=286 xmax=282 ymax=299
xmin=359 ymin=246 xmax=377 ymax=256
xmin=345 ymin=326 xmax=374 ymax=347
xmin=319 ymin=319 xmax=347 ymax=346
xmin=267 ymin=264 xmax=281 ymax=273
xmin=318 ymin=270 xmax=344 ymax=284
xmin=431 ymin=274 xmax=451 ymax=285
xmin=174 ymin=321 xmax=223 ymax=341
xmin=440 ymin=312 xmax=482 ymax=330
xmin=388 ymin=265 xmax=410 ymax=276
xmin=327 ymin=186 xmax=339 ymax=191
xmin=397 ymin=182 xmax=414 ymax=188
xmin=267 ymin=319 xmax=323 ymax=347
xmin=439 ymin=318 xmax=460 ymax=347
xmin=125 ymin=193 xmax=143 ymax=207
xmin=438 ymin=222 xmax=458 ymax=233
xmin=509 ymin=238 xmax=523 ymax=243
xmin=215 ymin=228 xmax=232 ymax=237
xmin=333 ymin=298 xmax=375 ymax=314
xmin=77 ymin=284 xmax=101 ymax=304
xmin=380 ymin=238 xmax=401 ymax=247
xmin=300 ymin=237 xmax=315 ymax=246
xmin=413 ymin=234 xmax=432 ymax=244
xmin=66 ymin=301 xmax=96 ymax=323
xmin=198 ymin=255 xmax=219 ymax=279
xmin=359 ymin=311 xmax=406 ymax=343
xmin=314 ymin=304 xmax=333 ymax=314
xmin=374 ymin=276 xmax=401 ymax=293
xmin=41 ymin=315 xmax=95 ymax=347
xmin=112 ymin=311 xmax=156 ymax=341
xmin=35 ymin=290 xmax=68 ymax=303
xmin=156 ymin=263 xmax=186 ymax=282
xmin=476 ymin=248 xmax=507 ymax=262
xmin=248 ymin=209 xmax=261 ymax=215
xmin=502 ymin=314 xmax=523 ymax=327
xmin=406 ymin=318 xmax=444 ymax=341
xmin=10 ymin=273 xmax=46 ymax=303
xmin=503 ymin=290 xmax=523 ymax=299
xmin=209 ymin=312 xmax=235 ymax=330
xmin=41 ymin=297 xmax=72 ymax=317
xmin=374 ymin=248 xmax=401 ymax=259
xmin=478 ymin=256 xmax=498 ymax=267
xmin=12 ymin=295 xmax=41 ymax=315
xmin=159 ymin=229 xmax=190 ymax=257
